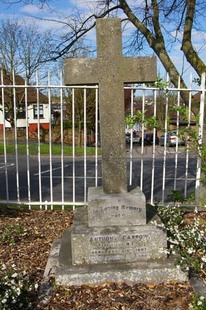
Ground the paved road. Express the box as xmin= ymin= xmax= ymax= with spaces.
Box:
xmin=0 ymin=147 xmax=197 ymax=204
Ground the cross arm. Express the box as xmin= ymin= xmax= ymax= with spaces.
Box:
xmin=122 ymin=56 xmax=157 ymax=84
xmin=64 ymin=58 xmax=98 ymax=85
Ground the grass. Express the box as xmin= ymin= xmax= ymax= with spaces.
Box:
xmin=0 ymin=204 xmax=84 ymax=211
xmin=0 ymin=142 xmax=101 ymax=156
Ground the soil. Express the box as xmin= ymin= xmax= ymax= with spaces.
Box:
xmin=0 ymin=208 xmax=200 ymax=309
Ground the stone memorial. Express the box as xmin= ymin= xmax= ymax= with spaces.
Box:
xmin=46 ymin=18 xmax=187 ymax=286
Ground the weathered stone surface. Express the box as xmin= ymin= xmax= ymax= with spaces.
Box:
xmin=87 ymin=187 xmax=146 ymax=227
xmin=64 ymin=18 xmax=156 ymax=194
xmin=190 ymin=271 xmax=206 ymax=297
xmin=70 ymin=206 xmax=167 ymax=265
xmin=50 ymin=18 xmax=188 ymax=287
xmin=56 ymin=262 xmax=188 ymax=287
xmin=55 ymin=228 xmax=188 ymax=286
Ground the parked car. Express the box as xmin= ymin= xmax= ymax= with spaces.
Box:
xmin=139 ymin=133 xmax=159 ymax=145
xmin=125 ymin=132 xmax=140 ymax=144
xmin=159 ymin=131 xmax=185 ymax=146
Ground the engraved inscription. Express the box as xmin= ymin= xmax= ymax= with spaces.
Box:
xmin=89 ymin=232 xmax=150 ymax=261
xmin=91 ymin=247 xmax=147 ymax=256
xmin=92 ymin=204 xmax=143 ymax=218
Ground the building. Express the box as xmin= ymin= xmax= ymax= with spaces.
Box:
xmin=0 ymin=72 xmax=49 ymax=132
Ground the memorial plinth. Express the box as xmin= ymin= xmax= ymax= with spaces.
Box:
xmin=44 ymin=18 xmax=188 ymax=286
xmin=70 ymin=187 xmax=167 ymax=265
xmin=54 ymin=188 xmax=187 ymax=285
xmin=88 ymin=187 xmax=146 ymax=226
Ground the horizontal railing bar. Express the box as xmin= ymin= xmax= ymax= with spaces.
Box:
xmin=0 ymin=201 xmax=88 ymax=206
xmin=0 ymin=84 xmax=99 ymax=89
xmin=0 ymin=84 xmax=201 ymax=93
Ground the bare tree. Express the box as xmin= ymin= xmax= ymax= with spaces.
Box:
xmin=2 ymin=1 xmax=205 ymax=85
xmin=0 ymin=19 xmax=54 ymax=129
xmin=0 ymin=19 xmax=53 ymax=81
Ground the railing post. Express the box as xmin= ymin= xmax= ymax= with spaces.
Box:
xmin=195 ymin=72 xmax=206 ymax=205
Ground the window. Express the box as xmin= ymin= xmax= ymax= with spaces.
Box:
xmin=17 ymin=106 xmax=26 ymax=119
xmin=4 ymin=107 xmax=9 ymax=119
xmin=33 ymin=104 xmax=44 ymax=119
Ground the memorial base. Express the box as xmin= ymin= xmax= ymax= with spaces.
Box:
xmin=44 ymin=230 xmax=188 ymax=286
xmin=70 ymin=206 xmax=167 ymax=265
xmin=44 ymin=187 xmax=188 ymax=286
xmin=57 ymin=259 xmax=188 ymax=287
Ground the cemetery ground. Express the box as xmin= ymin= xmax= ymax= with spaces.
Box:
xmin=0 ymin=206 xmax=206 ymax=309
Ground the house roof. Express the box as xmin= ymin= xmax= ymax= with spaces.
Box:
xmin=0 ymin=71 xmax=48 ymax=105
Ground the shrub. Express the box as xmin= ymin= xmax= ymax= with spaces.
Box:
xmin=0 ymin=264 xmax=38 ymax=309
xmin=191 ymin=295 xmax=206 ymax=310
xmin=158 ymin=206 xmax=206 ymax=273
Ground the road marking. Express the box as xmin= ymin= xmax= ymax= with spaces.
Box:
xmin=0 ymin=163 xmax=15 ymax=169
xmin=34 ymin=164 xmax=70 ymax=176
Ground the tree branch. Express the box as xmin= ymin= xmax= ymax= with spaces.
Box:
xmin=181 ymin=0 xmax=206 ymax=75
xmin=118 ymin=0 xmax=195 ymax=111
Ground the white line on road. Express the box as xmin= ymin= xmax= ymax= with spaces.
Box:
xmin=0 ymin=163 xmax=15 ymax=169
xmin=34 ymin=164 xmax=70 ymax=176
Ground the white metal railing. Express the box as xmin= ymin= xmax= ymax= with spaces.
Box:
xmin=0 ymin=71 xmax=205 ymax=209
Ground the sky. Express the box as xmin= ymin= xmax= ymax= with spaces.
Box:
xmin=1 ymin=0 xmax=78 ymax=31
xmin=1 ymin=0 xmax=206 ymax=84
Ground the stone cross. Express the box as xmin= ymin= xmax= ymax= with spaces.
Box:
xmin=64 ymin=18 xmax=156 ymax=194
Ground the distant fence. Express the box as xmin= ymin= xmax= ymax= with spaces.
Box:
xmin=0 ymin=71 xmax=205 ymax=209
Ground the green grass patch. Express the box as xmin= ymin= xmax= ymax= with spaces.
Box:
xmin=0 ymin=204 xmax=84 ymax=212
xmin=0 ymin=143 xmax=101 ymax=156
